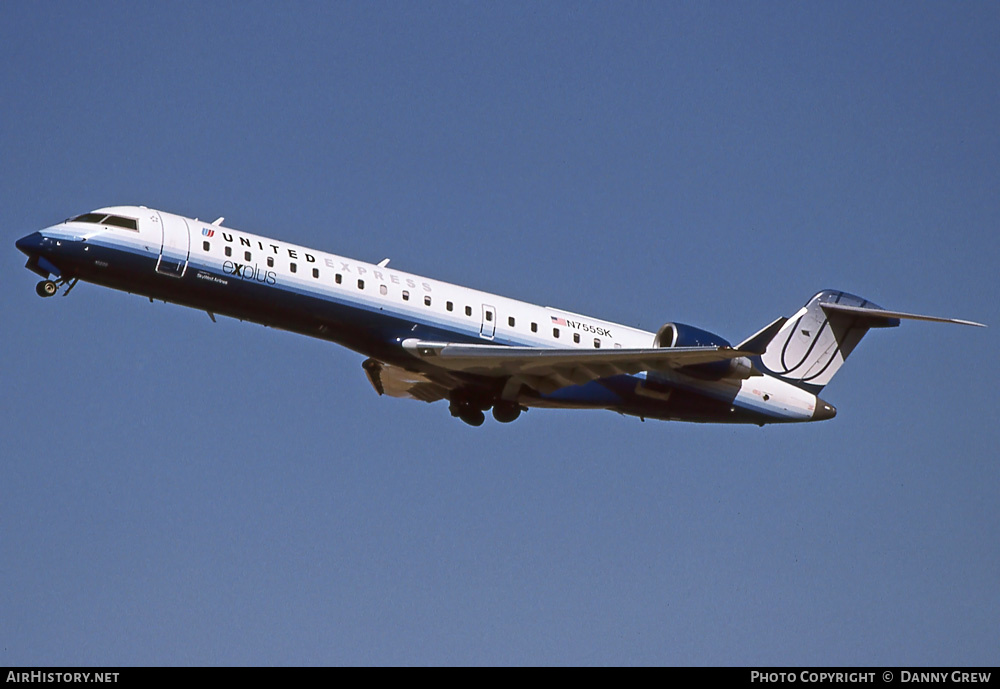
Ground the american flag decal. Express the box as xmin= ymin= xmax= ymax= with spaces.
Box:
xmin=202 ymin=228 xmax=214 ymax=237
xmin=551 ymin=316 xmax=566 ymax=326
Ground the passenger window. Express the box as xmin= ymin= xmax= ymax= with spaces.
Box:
xmin=446 ymin=301 xmax=453 ymax=312
xmin=290 ymin=263 xmax=297 ymax=273
xmin=485 ymin=311 xmax=492 ymax=321
xmin=531 ymin=322 xmax=537 ymax=333
xmin=402 ymin=290 xmax=409 ymax=301
xmin=573 ymin=333 xmax=580 ymax=344
xmin=358 ymin=279 xmax=364 ymax=289
xmin=508 ymin=317 xmax=515 ymax=327
xmin=245 ymin=251 xmax=252 ymax=261
xmin=424 ymin=296 xmax=432 ymax=306
xmin=203 ymin=241 xmax=210 ymax=252
xmin=225 ymin=246 xmax=232 ymax=257
xmin=594 ymin=338 xmax=601 ymax=348
xmin=379 ymin=285 xmax=387 ymax=295
xmin=267 ymin=257 xmax=274 ymax=267
xmin=313 ymin=268 xmax=319 ymax=278
xmin=465 ymin=306 xmax=472 ymax=316
xmin=553 ymin=328 xmax=560 ymax=338
xmin=335 ymin=274 xmax=342 ymax=284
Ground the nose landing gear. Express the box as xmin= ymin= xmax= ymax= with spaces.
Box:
xmin=35 ymin=277 xmax=78 ymax=298
xmin=36 ymin=280 xmax=58 ymax=297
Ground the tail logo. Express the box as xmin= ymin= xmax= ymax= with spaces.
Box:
xmin=759 ymin=291 xmax=875 ymax=392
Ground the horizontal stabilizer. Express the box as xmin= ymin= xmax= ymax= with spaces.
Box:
xmin=821 ymin=303 xmax=985 ymax=328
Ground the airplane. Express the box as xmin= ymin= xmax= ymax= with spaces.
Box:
xmin=15 ymin=206 xmax=985 ymax=427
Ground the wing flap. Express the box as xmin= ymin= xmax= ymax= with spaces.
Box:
xmin=362 ymin=358 xmax=452 ymax=403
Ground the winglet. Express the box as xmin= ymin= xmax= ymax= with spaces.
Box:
xmin=736 ymin=317 xmax=788 ymax=355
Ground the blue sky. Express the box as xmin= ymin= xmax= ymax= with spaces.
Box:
xmin=2 ymin=1 xmax=997 ymax=665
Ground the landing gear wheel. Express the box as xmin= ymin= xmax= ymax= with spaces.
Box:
xmin=459 ymin=408 xmax=485 ymax=427
xmin=492 ymin=403 xmax=522 ymax=423
xmin=450 ymin=399 xmax=486 ymax=426
xmin=36 ymin=280 xmax=58 ymax=298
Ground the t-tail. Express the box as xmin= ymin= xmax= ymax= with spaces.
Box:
xmin=756 ymin=289 xmax=985 ymax=393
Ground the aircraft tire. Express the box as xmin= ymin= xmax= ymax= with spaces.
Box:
xmin=491 ymin=403 xmax=521 ymax=423
xmin=459 ymin=408 xmax=485 ymax=426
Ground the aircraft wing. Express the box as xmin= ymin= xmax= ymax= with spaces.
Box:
xmin=401 ymin=338 xmax=754 ymax=394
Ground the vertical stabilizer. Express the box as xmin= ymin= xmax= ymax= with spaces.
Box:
xmin=757 ymin=290 xmax=897 ymax=392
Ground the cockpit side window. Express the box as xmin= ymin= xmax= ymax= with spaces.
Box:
xmin=103 ymin=215 xmax=138 ymax=231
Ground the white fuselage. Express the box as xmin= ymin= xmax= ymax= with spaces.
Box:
xmin=17 ymin=206 xmax=831 ymax=425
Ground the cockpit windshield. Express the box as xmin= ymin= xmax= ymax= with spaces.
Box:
xmin=68 ymin=213 xmax=138 ymax=231
xmin=69 ymin=213 xmax=107 ymax=224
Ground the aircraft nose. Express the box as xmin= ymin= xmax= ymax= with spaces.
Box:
xmin=15 ymin=231 xmax=44 ymax=255
xmin=813 ymin=399 xmax=837 ymax=421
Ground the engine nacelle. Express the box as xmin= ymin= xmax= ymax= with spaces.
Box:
xmin=654 ymin=322 xmax=732 ymax=349
xmin=653 ymin=322 xmax=752 ymax=380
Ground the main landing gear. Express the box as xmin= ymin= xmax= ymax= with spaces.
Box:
xmin=449 ymin=397 xmax=525 ymax=426
xmin=491 ymin=401 xmax=522 ymax=424
xmin=35 ymin=277 xmax=78 ymax=298
xmin=449 ymin=399 xmax=486 ymax=427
